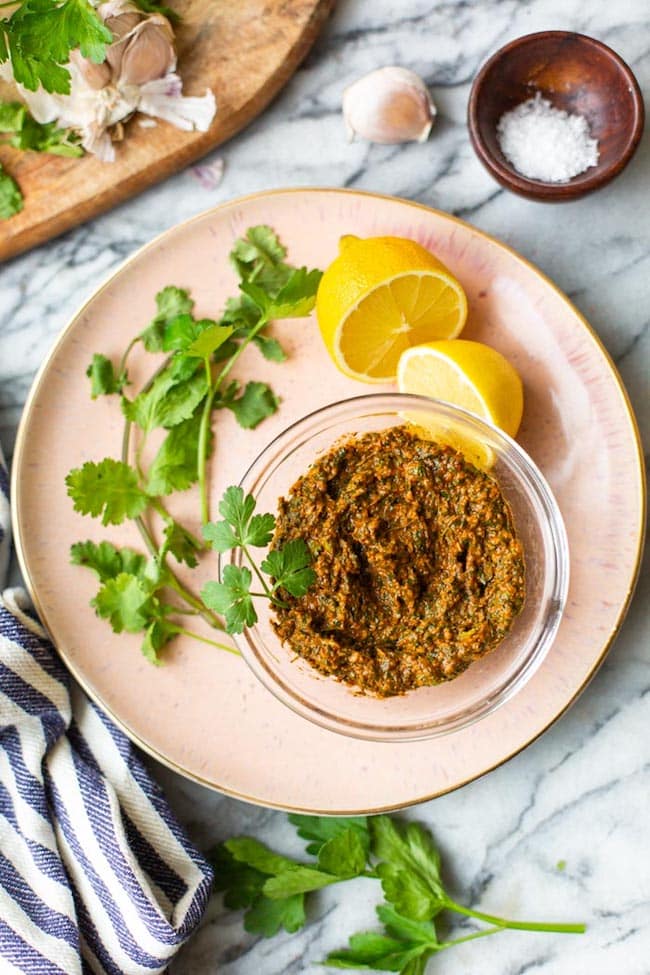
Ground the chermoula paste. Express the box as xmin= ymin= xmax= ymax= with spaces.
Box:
xmin=271 ymin=426 xmax=525 ymax=697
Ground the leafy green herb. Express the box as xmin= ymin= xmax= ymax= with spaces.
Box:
xmin=86 ymin=353 xmax=128 ymax=398
xmin=69 ymin=225 xmax=322 ymax=662
xmin=215 ymin=814 xmax=586 ymax=974
xmin=70 ymin=540 xmax=146 ymax=582
xmin=220 ymin=380 xmax=279 ymax=430
xmin=201 ymin=487 xmax=315 ymax=634
xmin=0 ymin=99 xmax=83 ymax=156
xmin=133 ymin=0 xmax=180 ymax=23
xmin=66 ymin=459 xmax=148 ymax=526
xmin=0 ymin=0 xmax=113 ymax=95
xmin=0 ymin=163 xmax=23 ymax=220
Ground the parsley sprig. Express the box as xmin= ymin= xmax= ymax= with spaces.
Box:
xmin=0 ymin=0 xmax=112 ymax=95
xmin=1 ymin=100 xmax=83 ymax=156
xmin=212 ymin=815 xmax=585 ymax=971
xmin=66 ymin=226 xmax=321 ymax=663
xmin=200 ymin=486 xmax=315 ymax=634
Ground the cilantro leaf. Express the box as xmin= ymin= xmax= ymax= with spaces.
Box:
xmin=86 ymin=353 xmax=127 ymax=398
xmin=122 ymin=365 xmax=207 ymax=432
xmin=70 ymin=540 xmax=146 ymax=583
xmin=230 ymin=225 xmax=288 ymax=290
xmin=141 ymin=617 xmax=178 ymax=665
xmin=163 ymin=521 xmax=201 ymax=568
xmin=146 ymin=410 xmax=206 ymax=496
xmin=92 ymin=572 xmax=155 ymax=633
xmin=139 ymin=286 xmax=194 ymax=352
xmin=253 ymin=333 xmax=287 ymax=362
xmin=221 ymin=380 xmax=279 ymax=430
xmin=186 ymin=323 xmax=234 ymax=359
xmin=240 ymin=266 xmax=322 ymax=321
xmin=209 ymin=486 xmax=276 ymax=549
xmin=66 ymin=459 xmax=148 ymax=526
xmin=288 ymin=815 xmax=370 ymax=857
xmin=201 ymin=565 xmax=256 ymax=633
xmin=0 ymin=163 xmax=23 ymax=220
xmin=261 ymin=539 xmax=315 ymax=597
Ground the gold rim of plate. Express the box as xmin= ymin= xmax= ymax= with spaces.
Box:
xmin=11 ymin=187 xmax=647 ymax=814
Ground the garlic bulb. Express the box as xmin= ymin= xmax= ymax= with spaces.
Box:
xmin=342 ymin=66 xmax=436 ymax=144
xmin=0 ymin=0 xmax=216 ymax=162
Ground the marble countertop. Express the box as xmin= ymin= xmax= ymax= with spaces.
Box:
xmin=1 ymin=1 xmax=648 ymax=973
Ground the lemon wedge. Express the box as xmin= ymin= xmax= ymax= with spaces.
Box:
xmin=397 ymin=339 xmax=524 ymax=467
xmin=316 ymin=235 xmax=468 ymax=382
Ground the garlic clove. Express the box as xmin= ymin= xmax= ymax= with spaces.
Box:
xmin=69 ymin=49 xmax=112 ymax=90
xmin=342 ymin=66 xmax=436 ymax=145
xmin=118 ymin=21 xmax=176 ymax=86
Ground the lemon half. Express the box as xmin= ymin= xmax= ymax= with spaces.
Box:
xmin=316 ymin=235 xmax=468 ymax=382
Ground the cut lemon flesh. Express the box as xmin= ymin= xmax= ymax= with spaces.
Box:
xmin=397 ymin=339 xmax=524 ymax=468
xmin=316 ymin=236 xmax=468 ymax=382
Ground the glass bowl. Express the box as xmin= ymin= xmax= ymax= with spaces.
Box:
xmin=227 ymin=394 xmax=569 ymax=741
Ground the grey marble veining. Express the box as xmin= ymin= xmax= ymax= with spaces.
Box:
xmin=1 ymin=0 xmax=649 ymax=972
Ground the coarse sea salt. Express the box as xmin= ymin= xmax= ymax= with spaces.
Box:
xmin=497 ymin=92 xmax=599 ymax=183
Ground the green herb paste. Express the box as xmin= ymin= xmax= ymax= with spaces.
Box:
xmin=272 ymin=426 xmax=525 ymax=697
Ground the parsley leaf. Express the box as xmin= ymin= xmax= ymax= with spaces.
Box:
xmin=221 ymin=380 xmax=279 ymax=430
xmin=371 ymin=818 xmax=446 ymax=920
xmin=210 ymin=843 xmax=306 ymax=937
xmin=0 ymin=163 xmax=23 ymax=220
xmin=0 ymin=100 xmax=82 ymax=156
xmin=2 ymin=0 xmax=113 ymax=95
xmin=66 ymin=459 xmax=148 ymax=526
xmin=288 ymin=815 xmax=370 ymax=857
xmin=261 ymin=539 xmax=315 ymax=597
xmin=201 ymin=565 xmax=256 ymax=633
xmin=86 ymin=353 xmax=127 ymax=398
xmin=70 ymin=540 xmax=146 ymax=582
xmin=326 ymin=906 xmax=439 ymax=972
xmin=317 ymin=830 xmax=369 ymax=880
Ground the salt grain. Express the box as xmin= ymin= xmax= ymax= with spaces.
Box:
xmin=497 ymin=92 xmax=599 ymax=183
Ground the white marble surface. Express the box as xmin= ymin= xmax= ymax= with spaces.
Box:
xmin=1 ymin=1 xmax=649 ymax=973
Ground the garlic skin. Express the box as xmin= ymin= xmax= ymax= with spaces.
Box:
xmin=342 ymin=66 xmax=436 ymax=144
xmin=0 ymin=0 xmax=216 ymax=162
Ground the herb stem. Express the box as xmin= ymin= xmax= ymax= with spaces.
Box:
xmin=442 ymin=925 xmax=503 ymax=948
xmin=198 ymin=357 xmax=216 ymax=525
xmin=166 ymin=577 xmax=225 ymax=630
xmin=242 ymin=544 xmax=275 ymax=600
xmin=150 ymin=497 xmax=204 ymax=549
xmin=118 ymin=335 xmax=140 ymax=377
xmin=171 ymin=626 xmax=239 ymax=655
xmin=444 ymin=899 xmax=586 ymax=934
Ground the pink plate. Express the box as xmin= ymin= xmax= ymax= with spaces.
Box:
xmin=13 ymin=189 xmax=645 ymax=813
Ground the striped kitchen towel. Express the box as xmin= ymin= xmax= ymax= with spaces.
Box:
xmin=0 ymin=442 xmax=214 ymax=974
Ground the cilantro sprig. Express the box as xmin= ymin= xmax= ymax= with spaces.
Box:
xmin=201 ymin=486 xmax=315 ymax=634
xmin=67 ymin=225 xmax=322 ymax=663
xmin=213 ymin=814 xmax=585 ymax=972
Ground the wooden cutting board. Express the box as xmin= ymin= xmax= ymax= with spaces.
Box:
xmin=0 ymin=0 xmax=335 ymax=262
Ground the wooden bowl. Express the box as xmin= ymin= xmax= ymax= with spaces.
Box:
xmin=468 ymin=32 xmax=645 ymax=201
